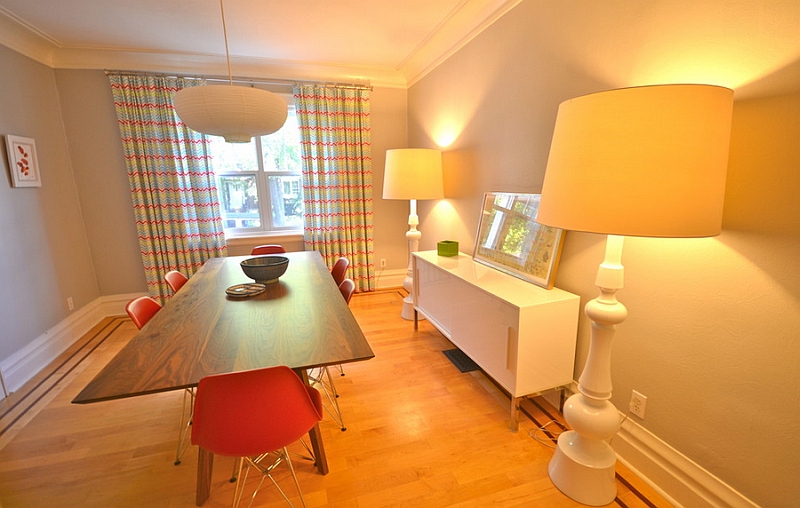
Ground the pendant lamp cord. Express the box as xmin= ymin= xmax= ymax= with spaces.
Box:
xmin=219 ymin=0 xmax=233 ymax=85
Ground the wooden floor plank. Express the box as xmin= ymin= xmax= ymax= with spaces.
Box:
xmin=0 ymin=289 xmax=673 ymax=507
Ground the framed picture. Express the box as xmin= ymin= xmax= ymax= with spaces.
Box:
xmin=473 ymin=192 xmax=565 ymax=289
xmin=5 ymin=135 xmax=41 ymax=188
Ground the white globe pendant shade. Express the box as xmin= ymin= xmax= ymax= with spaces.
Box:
xmin=174 ymin=85 xmax=288 ymax=143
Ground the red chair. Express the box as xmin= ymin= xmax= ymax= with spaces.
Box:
xmin=330 ymin=257 xmax=349 ymax=286
xmin=165 ymin=270 xmax=188 ymax=293
xmin=126 ymin=294 xmax=193 ymax=467
xmin=125 ymin=296 xmax=161 ymax=330
xmin=308 ymin=277 xmax=356 ymax=431
xmin=251 ymin=244 xmax=286 ymax=255
xmin=338 ymin=278 xmax=355 ymax=304
xmin=192 ymin=366 xmax=323 ymax=508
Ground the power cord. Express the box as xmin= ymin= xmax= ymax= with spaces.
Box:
xmin=529 ymin=420 xmax=567 ymax=449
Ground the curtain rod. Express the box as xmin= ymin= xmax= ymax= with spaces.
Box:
xmin=105 ymin=69 xmax=373 ymax=91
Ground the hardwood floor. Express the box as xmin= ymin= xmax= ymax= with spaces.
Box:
xmin=0 ymin=290 xmax=673 ymax=508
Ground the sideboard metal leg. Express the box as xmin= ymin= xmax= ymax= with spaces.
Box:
xmin=510 ymin=396 xmax=520 ymax=432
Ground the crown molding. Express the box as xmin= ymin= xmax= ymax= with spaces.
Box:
xmin=0 ymin=8 xmax=57 ymax=66
xmin=0 ymin=0 xmax=521 ymax=89
xmin=54 ymin=47 xmax=408 ymax=88
xmin=401 ymin=0 xmax=524 ymax=86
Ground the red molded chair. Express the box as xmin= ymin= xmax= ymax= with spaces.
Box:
xmin=251 ymin=244 xmax=286 ymax=255
xmin=330 ymin=257 xmax=349 ymax=286
xmin=126 ymin=294 xmax=193 ymax=466
xmin=165 ymin=270 xmax=188 ymax=293
xmin=125 ymin=296 xmax=161 ymax=330
xmin=192 ymin=366 xmax=323 ymax=508
xmin=308 ymin=277 xmax=356 ymax=431
xmin=338 ymin=278 xmax=355 ymax=304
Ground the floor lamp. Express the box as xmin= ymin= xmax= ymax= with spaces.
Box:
xmin=383 ymin=148 xmax=444 ymax=320
xmin=537 ymin=84 xmax=734 ymax=506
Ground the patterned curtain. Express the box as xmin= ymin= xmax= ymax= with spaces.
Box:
xmin=294 ymin=85 xmax=374 ymax=291
xmin=108 ymin=73 xmax=228 ymax=303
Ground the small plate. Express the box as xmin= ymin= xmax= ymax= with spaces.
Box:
xmin=225 ymin=283 xmax=267 ymax=298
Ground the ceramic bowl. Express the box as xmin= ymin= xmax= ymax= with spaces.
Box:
xmin=240 ymin=256 xmax=289 ymax=284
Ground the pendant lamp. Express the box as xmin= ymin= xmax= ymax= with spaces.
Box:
xmin=173 ymin=0 xmax=287 ymax=143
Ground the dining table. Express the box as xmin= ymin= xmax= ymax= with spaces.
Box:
xmin=72 ymin=251 xmax=375 ymax=505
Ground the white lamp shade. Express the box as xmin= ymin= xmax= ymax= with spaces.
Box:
xmin=538 ymin=84 xmax=734 ymax=238
xmin=174 ymin=85 xmax=288 ymax=143
xmin=383 ymin=148 xmax=444 ymax=200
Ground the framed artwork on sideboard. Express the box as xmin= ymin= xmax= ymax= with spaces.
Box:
xmin=473 ymin=192 xmax=565 ymax=289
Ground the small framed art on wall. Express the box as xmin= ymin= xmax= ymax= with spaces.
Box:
xmin=5 ymin=135 xmax=41 ymax=188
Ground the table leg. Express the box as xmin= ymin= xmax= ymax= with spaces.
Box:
xmin=196 ymin=446 xmax=213 ymax=506
xmin=307 ymin=422 xmax=329 ymax=474
xmin=295 ymin=368 xmax=329 ymax=475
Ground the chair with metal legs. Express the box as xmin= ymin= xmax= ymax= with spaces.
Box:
xmin=251 ymin=244 xmax=286 ymax=255
xmin=330 ymin=257 xmax=349 ymax=286
xmin=192 ymin=366 xmax=323 ymax=508
xmin=125 ymin=296 xmax=193 ymax=466
xmin=307 ymin=278 xmax=355 ymax=431
xmin=165 ymin=270 xmax=189 ymax=293
xmin=125 ymin=296 xmax=161 ymax=330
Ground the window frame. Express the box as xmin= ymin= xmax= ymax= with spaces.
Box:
xmin=210 ymin=103 xmax=304 ymax=238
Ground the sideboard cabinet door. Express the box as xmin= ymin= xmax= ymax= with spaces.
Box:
xmin=413 ymin=251 xmax=580 ymax=430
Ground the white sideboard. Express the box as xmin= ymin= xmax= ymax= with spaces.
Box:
xmin=412 ymin=250 xmax=580 ymax=430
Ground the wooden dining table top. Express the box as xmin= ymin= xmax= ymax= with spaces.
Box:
xmin=73 ymin=251 xmax=375 ymax=404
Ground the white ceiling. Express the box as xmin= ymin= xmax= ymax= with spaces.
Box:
xmin=0 ymin=0 xmax=523 ymax=87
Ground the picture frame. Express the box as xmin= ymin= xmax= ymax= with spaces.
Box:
xmin=473 ymin=192 xmax=565 ymax=289
xmin=5 ymin=135 xmax=41 ymax=188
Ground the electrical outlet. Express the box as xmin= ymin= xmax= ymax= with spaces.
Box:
xmin=629 ymin=390 xmax=647 ymax=418
xmin=67 ymin=297 xmax=74 ymax=311
xmin=380 ymin=258 xmax=387 ymax=268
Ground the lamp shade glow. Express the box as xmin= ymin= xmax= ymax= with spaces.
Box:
xmin=538 ymin=84 xmax=734 ymax=238
xmin=383 ymin=148 xmax=444 ymax=200
xmin=174 ymin=85 xmax=288 ymax=143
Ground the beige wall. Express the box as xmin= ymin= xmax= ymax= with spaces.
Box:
xmin=54 ymin=69 xmax=146 ymax=295
xmin=408 ymin=1 xmax=800 ymax=506
xmin=0 ymin=46 xmax=98 ymax=360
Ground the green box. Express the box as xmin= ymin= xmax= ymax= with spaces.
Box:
xmin=437 ymin=240 xmax=459 ymax=257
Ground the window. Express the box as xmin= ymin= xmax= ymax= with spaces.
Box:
xmin=208 ymin=108 xmax=303 ymax=235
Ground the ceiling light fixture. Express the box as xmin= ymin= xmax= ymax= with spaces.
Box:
xmin=173 ymin=0 xmax=288 ymax=143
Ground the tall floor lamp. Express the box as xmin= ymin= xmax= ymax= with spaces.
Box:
xmin=537 ymin=84 xmax=734 ymax=506
xmin=383 ymin=148 xmax=444 ymax=320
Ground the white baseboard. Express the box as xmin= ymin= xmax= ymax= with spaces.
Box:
xmin=0 ymin=292 xmax=144 ymax=395
xmin=615 ymin=416 xmax=760 ymax=508
xmin=375 ymin=268 xmax=406 ymax=289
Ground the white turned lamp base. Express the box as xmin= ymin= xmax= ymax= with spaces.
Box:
xmin=549 ymin=436 xmax=616 ymax=506
xmin=548 ymin=393 xmax=620 ymax=506
xmin=401 ymin=200 xmax=424 ymax=321
xmin=548 ymin=235 xmax=627 ymax=506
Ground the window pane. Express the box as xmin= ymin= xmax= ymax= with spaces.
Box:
xmin=261 ymin=111 xmax=301 ymax=172
xmin=268 ymin=175 xmax=304 ymax=228
xmin=217 ymin=175 xmax=261 ymax=228
xmin=207 ymin=136 xmax=258 ymax=172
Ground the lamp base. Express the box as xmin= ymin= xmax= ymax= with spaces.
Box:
xmin=548 ymin=430 xmax=617 ymax=506
xmin=400 ymin=295 xmax=425 ymax=321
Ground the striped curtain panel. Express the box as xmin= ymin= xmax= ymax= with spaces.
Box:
xmin=108 ymin=73 xmax=228 ymax=303
xmin=294 ymin=85 xmax=375 ymax=291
